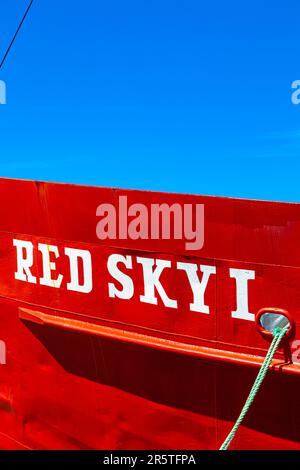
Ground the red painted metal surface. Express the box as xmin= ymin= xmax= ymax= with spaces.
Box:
xmin=0 ymin=177 xmax=300 ymax=449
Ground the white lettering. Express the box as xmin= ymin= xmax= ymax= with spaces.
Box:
xmin=65 ymin=248 xmax=93 ymax=293
xmin=13 ymin=239 xmax=36 ymax=284
xmin=177 ymin=263 xmax=216 ymax=313
xmin=107 ymin=254 xmax=134 ymax=299
xmin=38 ymin=243 xmax=63 ymax=288
xmin=230 ymin=268 xmax=255 ymax=321
xmin=137 ymin=257 xmax=177 ymax=308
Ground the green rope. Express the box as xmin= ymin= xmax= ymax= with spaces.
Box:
xmin=219 ymin=326 xmax=288 ymax=450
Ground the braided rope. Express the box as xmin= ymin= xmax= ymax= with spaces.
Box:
xmin=219 ymin=326 xmax=288 ymax=450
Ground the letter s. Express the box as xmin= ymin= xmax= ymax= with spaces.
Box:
xmin=107 ymin=254 xmax=134 ymax=299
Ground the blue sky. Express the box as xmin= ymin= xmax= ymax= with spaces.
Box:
xmin=0 ymin=1 xmax=300 ymax=201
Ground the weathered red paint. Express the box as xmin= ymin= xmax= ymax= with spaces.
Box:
xmin=0 ymin=177 xmax=300 ymax=450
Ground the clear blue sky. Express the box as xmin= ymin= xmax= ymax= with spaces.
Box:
xmin=0 ymin=1 xmax=300 ymax=201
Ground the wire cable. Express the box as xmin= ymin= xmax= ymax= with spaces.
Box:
xmin=0 ymin=0 xmax=34 ymax=70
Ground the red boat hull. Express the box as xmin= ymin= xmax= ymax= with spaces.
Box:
xmin=0 ymin=178 xmax=300 ymax=450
